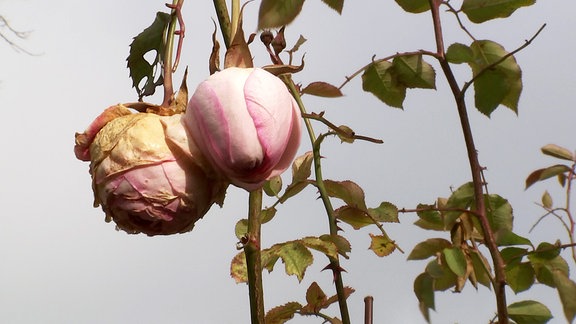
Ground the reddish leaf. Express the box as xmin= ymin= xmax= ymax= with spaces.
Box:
xmin=265 ymin=302 xmax=302 ymax=324
xmin=525 ymin=164 xmax=572 ymax=189
xmin=301 ymin=81 xmax=344 ymax=97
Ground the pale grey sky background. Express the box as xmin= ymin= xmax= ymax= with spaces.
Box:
xmin=1 ymin=0 xmax=575 ymax=323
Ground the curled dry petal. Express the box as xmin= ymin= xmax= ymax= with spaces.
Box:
xmin=74 ymin=105 xmax=132 ymax=161
xmin=184 ymin=67 xmax=301 ymax=190
xmin=74 ymin=106 xmax=227 ymax=236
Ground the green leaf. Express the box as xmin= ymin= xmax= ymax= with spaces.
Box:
xmin=301 ymin=236 xmax=338 ymax=260
xmin=468 ymin=40 xmax=522 ymax=115
xmin=414 ymin=203 xmax=445 ymax=231
xmin=501 ymin=247 xmax=528 ymax=267
xmin=506 ymin=262 xmax=535 ymax=293
xmin=414 ymin=273 xmax=435 ymax=323
xmin=414 ymin=218 xmax=445 ymax=231
xmin=541 ymin=191 xmax=553 ymax=209
xmin=272 ymin=241 xmax=314 ymax=282
xmin=320 ymin=0 xmax=344 ymax=14
xmin=462 ymin=0 xmax=536 ymax=24
xmin=408 ymin=238 xmax=452 ymax=260
xmin=552 ymin=269 xmax=576 ymax=323
xmin=127 ymin=12 xmax=171 ymax=100
xmin=324 ymin=180 xmax=367 ymax=209
xmin=301 ymin=81 xmax=344 ymax=97
xmin=394 ymin=0 xmax=430 ymax=13
xmin=532 ymin=242 xmax=561 ymax=260
xmin=369 ymin=233 xmax=396 ymax=257
xmin=469 ymin=251 xmax=492 ymax=287
xmin=432 ymin=260 xmax=458 ymax=291
xmin=230 ymin=251 xmax=248 ymax=283
xmin=447 ymin=182 xmax=475 ymax=209
xmin=235 ymin=219 xmax=249 ymax=239
xmin=232 ymin=241 xmax=315 ymax=283
xmin=507 ymin=300 xmax=553 ymax=324
xmin=320 ymin=234 xmax=351 ymax=258
xmin=473 ymin=69 xmax=510 ymax=115
xmin=265 ymin=302 xmax=302 ymax=324
xmin=393 ymin=55 xmax=436 ymax=89
xmin=279 ymin=181 xmax=309 ymax=203
xmin=495 ymin=229 xmax=532 ymax=247
xmin=260 ymin=206 xmax=277 ymax=224
xmin=525 ymin=165 xmax=572 ymax=189
xmin=362 ymin=60 xmax=406 ymax=108
xmin=443 ymin=247 xmax=467 ymax=277
xmin=368 ymin=201 xmax=399 ymax=223
xmin=528 ymin=254 xmax=569 ymax=288
xmin=292 ymin=151 xmax=314 ymax=182
xmin=444 ymin=182 xmax=475 ymax=226
xmin=541 ymin=144 xmax=574 ymax=161
xmin=446 ymin=43 xmax=474 ymax=64
xmin=334 ymin=206 xmax=372 ymax=229
xmin=425 ymin=259 xmax=445 ymax=279
xmin=258 ymin=0 xmax=305 ymax=29
xmin=485 ymin=194 xmax=513 ymax=232
xmin=305 ymin=282 xmax=327 ymax=311
xmin=264 ymin=175 xmax=283 ymax=196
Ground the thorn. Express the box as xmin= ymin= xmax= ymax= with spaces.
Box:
xmin=322 ymin=262 xmax=347 ymax=282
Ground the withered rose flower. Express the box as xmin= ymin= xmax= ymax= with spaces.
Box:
xmin=75 ymin=105 xmax=227 ymax=236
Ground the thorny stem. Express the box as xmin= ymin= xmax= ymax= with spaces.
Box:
xmin=281 ymin=74 xmax=351 ymax=324
xmin=161 ymin=0 xmax=185 ymax=108
xmin=211 ymin=2 xmax=264 ymax=323
xmin=244 ymin=189 xmax=265 ymax=324
xmin=428 ymin=0 xmax=508 ymax=322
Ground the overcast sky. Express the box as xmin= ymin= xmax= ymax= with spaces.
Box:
xmin=1 ymin=0 xmax=575 ymax=323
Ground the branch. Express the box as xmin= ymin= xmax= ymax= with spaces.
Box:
xmin=428 ymin=0 xmax=508 ymax=322
xmin=0 ymin=15 xmax=37 ymax=55
xmin=302 ymin=112 xmax=383 ymax=144
xmin=399 ymin=206 xmax=481 ymax=218
xmin=338 ymin=50 xmax=439 ymax=90
xmin=161 ymin=0 xmax=185 ymax=108
xmin=461 ymin=24 xmax=546 ymax=98
xmin=281 ymin=74 xmax=351 ymax=324
xmin=444 ymin=1 xmax=477 ymax=42
xmin=565 ymin=162 xmax=576 ymax=263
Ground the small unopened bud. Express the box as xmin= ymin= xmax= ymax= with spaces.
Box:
xmin=260 ymin=30 xmax=273 ymax=47
xmin=272 ymin=27 xmax=286 ymax=55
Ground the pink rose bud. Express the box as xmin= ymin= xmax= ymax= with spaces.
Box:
xmin=184 ymin=67 xmax=302 ymax=191
xmin=74 ymin=105 xmax=227 ymax=236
